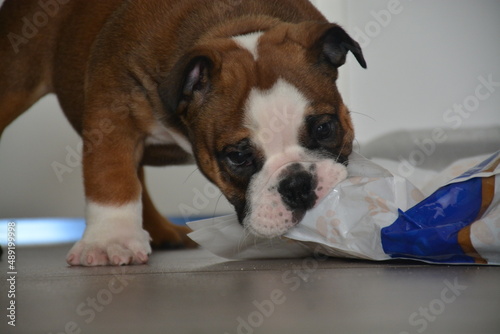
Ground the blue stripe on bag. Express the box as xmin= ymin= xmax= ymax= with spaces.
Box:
xmin=381 ymin=177 xmax=483 ymax=263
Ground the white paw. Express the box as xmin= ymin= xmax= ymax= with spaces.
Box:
xmin=66 ymin=201 xmax=152 ymax=266
xmin=66 ymin=230 xmax=151 ymax=266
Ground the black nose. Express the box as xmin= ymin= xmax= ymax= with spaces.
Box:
xmin=277 ymin=171 xmax=318 ymax=211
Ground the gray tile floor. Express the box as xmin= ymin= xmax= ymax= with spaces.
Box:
xmin=1 ymin=244 xmax=499 ymax=334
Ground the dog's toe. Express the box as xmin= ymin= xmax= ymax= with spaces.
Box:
xmin=83 ymin=247 xmax=110 ymax=266
xmin=107 ymin=242 xmax=149 ymax=265
xmin=66 ymin=230 xmax=152 ymax=267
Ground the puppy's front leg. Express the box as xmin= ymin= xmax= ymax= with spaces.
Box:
xmin=66 ymin=119 xmax=151 ymax=266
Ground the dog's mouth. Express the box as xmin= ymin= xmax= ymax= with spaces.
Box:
xmin=243 ymin=160 xmax=348 ymax=238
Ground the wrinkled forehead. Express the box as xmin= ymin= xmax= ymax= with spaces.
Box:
xmin=232 ymin=32 xmax=312 ymax=159
xmin=232 ymin=29 xmax=312 ymax=89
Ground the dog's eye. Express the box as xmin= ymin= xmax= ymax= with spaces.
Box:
xmin=226 ymin=151 xmax=254 ymax=168
xmin=313 ymin=121 xmax=334 ymax=141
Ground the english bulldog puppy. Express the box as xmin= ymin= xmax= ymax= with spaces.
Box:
xmin=0 ymin=0 xmax=366 ymax=266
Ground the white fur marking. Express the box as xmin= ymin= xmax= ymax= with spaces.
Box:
xmin=232 ymin=31 xmax=264 ymax=60
xmin=84 ymin=200 xmax=143 ymax=231
xmin=66 ymin=200 xmax=152 ymax=266
xmin=244 ymin=79 xmax=309 ymax=159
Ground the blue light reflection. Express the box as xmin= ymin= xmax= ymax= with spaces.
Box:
xmin=0 ymin=218 xmax=85 ymax=246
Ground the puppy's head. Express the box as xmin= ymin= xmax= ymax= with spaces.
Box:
xmin=160 ymin=22 xmax=366 ymax=238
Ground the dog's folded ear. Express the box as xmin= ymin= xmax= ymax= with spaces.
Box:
xmin=288 ymin=22 xmax=366 ymax=69
xmin=159 ymin=50 xmax=221 ymax=115
xmin=320 ymin=25 xmax=367 ymax=69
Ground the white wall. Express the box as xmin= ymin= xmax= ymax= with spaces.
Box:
xmin=345 ymin=0 xmax=500 ymax=144
xmin=1 ymin=0 xmax=499 ymax=219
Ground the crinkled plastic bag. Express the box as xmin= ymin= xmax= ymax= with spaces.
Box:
xmin=381 ymin=151 xmax=500 ymax=264
xmin=188 ymin=151 xmax=500 ymax=265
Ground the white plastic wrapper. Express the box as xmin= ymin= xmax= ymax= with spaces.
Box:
xmin=188 ymin=151 xmax=500 ymax=265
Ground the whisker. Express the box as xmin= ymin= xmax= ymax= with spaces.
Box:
xmin=350 ymin=110 xmax=377 ymax=122
xmin=239 ymin=227 xmax=252 ymax=252
xmin=353 ymin=138 xmax=362 ymax=152
xmin=211 ymin=193 xmax=225 ymax=224
xmin=336 ymin=137 xmax=347 ymax=163
xmin=183 ymin=168 xmax=200 ymax=184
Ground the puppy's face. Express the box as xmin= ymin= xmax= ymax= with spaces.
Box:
xmin=161 ymin=22 xmax=366 ymax=238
